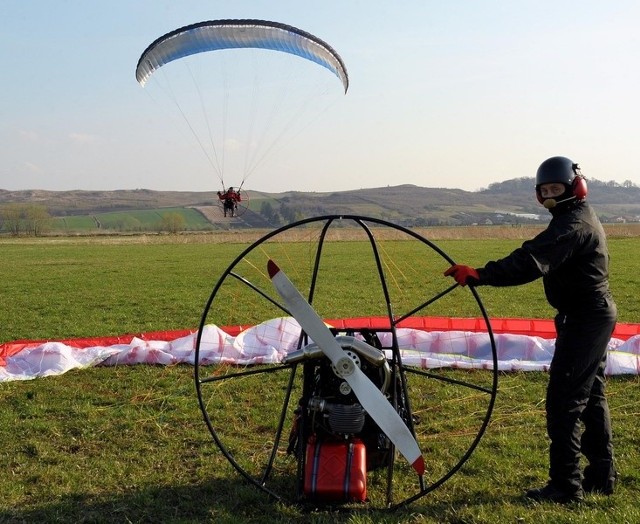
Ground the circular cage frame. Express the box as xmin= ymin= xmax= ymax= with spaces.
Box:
xmin=194 ymin=215 xmax=499 ymax=509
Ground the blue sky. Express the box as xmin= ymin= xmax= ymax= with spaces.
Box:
xmin=1 ymin=1 xmax=639 ymax=193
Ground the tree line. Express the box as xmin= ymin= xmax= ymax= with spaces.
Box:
xmin=0 ymin=204 xmax=190 ymax=236
xmin=0 ymin=204 xmax=51 ymax=236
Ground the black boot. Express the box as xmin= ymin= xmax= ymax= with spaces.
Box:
xmin=526 ymin=482 xmax=584 ymax=503
xmin=583 ymin=466 xmax=617 ymax=495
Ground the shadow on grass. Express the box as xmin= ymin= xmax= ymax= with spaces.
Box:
xmin=2 ymin=476 xmax=274 ymax=523
xmin=0 ymin=475 xmax=508 ymax=524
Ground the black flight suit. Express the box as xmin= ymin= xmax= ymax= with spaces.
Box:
xmin=474 ymin=200 xmax=617 ymax=494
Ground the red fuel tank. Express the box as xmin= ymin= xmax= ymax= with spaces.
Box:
xmin=303 ymin=435 xmax=367 ymax=502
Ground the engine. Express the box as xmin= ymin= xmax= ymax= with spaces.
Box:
xmin=285 ymin=331 xmax=399 ymax=502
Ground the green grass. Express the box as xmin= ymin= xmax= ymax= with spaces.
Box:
xmin=1 ymin=231 xmax=639 ymax=523
xmin=50 ymin=208 xmax=213 ymax=233
xmin=1 ymin=241 xmax=225 ymax=341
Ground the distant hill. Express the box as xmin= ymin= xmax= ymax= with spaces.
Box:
xmin=1 ymin=177 xmax=639 ymax=233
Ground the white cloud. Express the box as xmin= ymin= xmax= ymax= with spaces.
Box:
xmin=224 ymin=138 xmax=243 ymax=152
xmin=19 ymin=130 xmax=40 ymax=141
xmin=68 ymin=132 xmax=101 ymax=145
xmin=23 ymin=162 xmax=44 ymax=174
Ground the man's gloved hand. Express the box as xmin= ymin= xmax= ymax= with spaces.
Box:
xmin=444 ymin=264 xmax=480 ymax=287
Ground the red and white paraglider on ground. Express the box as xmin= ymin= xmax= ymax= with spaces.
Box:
xmin=2 ymin=316 xmax=639 ymax=382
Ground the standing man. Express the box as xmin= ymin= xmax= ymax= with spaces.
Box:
xmin=444 ymin=156 xmax=617 ymax=503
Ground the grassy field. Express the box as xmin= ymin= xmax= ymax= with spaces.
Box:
xmin=50 ymin=207 xmax=214 ymax=234
xmin=1 ymin=226 xmax=639 ymax=523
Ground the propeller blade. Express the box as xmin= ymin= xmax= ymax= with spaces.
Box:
xmin=267 ymin=259 xmax=424 ymax=475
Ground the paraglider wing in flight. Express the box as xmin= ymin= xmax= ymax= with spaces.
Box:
xmin=135 ymin=19 xmax=349 ymax=92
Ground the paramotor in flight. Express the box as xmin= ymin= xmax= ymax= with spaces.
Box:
xmin=136 ymin=19 xmax=349 ymax=200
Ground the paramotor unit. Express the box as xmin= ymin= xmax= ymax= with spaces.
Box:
xmin=216 ymin=186 xmax=249 ymax=218
xmin=194 ymin=215 xmax=498 ymax=509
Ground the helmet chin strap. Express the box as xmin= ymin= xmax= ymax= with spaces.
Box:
xmin=543 ymin=195 xmax=576 ymax=209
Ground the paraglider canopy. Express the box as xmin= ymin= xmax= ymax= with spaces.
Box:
xmin=136 ymin=19 xmax=349 ymax=92
xmin=135 ymin=19 xmax=348 ymax=196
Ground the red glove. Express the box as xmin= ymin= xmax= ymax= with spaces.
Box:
xmin=444 ymin=264 xmax=480 ymax=287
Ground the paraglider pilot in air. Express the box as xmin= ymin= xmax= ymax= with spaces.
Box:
xmin=444 ymin=156 xmax=617 ymax=504
xmin=217 ymin=187 xmax=242 ymax=217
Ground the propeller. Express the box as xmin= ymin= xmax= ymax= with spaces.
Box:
xmin=267 ymin=259 xmax=425 ymax=475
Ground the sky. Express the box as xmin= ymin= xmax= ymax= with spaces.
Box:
xmin=1 ymin=1 xmax=639 ymax=194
